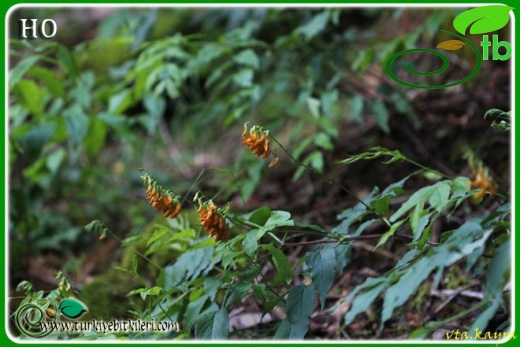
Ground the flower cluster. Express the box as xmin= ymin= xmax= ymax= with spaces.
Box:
xmin=241 ymin=123 xmax=278 ymax=168
xmin=469 ymin=166 xmax=497 ymax=200
xmin=197 ymin=199 xmax=229 ymax=242
xmin=142 ymin=174 xmax=181 ymax=219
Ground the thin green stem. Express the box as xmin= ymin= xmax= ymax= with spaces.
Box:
xmin=271 ymin=135 xmax=392 ymax=228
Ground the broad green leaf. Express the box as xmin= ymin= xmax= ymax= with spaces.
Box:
xmin=306 ymin=248 xmax=336 ymax=309
xmin=127 ymin=286 xmax=163 ymax=300
xmin=382 ymin=257 xmax=437 ymax=324
xmin=28 ymin=66 xmax=66 ymax=98
xmin=429 ymin=181 xmax=450 ymax=212
xmin=168 ymin=228 xmax=196 ymax=242
xmin=236 ymin=264 xmax=261 ymax=282
xmin=248 ymin=206 xmax=272 ymax=227
xmin=468 ymin=298 xmax=502 ymax=337
xmin=453 ymin=5 xmax=513 ymax=35
xmin=233 ymin=69 xmax=254 ymax=87
xmin=58 ymin=298 xmax=87 ymax=319
xmin=390 ymin=186 xmax=435 ymax=223
xmin=484 ymin=238 xmax=510 ymax=298
xmin=307 ymin=97 xmax=321 ymax=119
xmin=264 ymin=210 xmax=294 ymax=229
xmin=314 ymin=133 xmax=333 ymax=151
xmin=370 ymin=175 xmax=410 ymax=216
xmin=369 ymin=101 xmax=390 ymax=134
xmin=321 ymin=89 xmax=338 ymax=118
xmin=14 ymin=79 xmax=44 ymax=117
xmin=57 ymin=44 xmax=78 ymax=79
xmin=349 ymin=95 xmax=364 ymax=122
xmin=263 ymin=245 xmax=292 ymax=285
xmin=109 ymin=89 xmax=134 ymax=114
xmin=375 ymin=220 xmax=405 ymax=248
xmin=9 ymin=55 xmax=41 ymax=86
xmin=296 ymin=11 xmax=330 ymax=41
xmin=46 ymin=148 xmax=66 ymax=175
xmin=243 ymin=229 xmax=264 ymax=257
xmin=195 ymin=307 xmax=229 ymax=339
xmin=233 ymin=49 xmax=260 ymax=69
xmin=146 ymin=227 xmax=169 ymax=246
xmin=83 ymin=117 xmax=107 ymax=158
xmin=275 ymin=284 xmax=315 ymax=338
xmin=344 ymin=280 xmax=386 ymax=325
xmin=64 ymin=106 xmax=90 ymax=147
xmin=184 ymin=295 xmax=208 ymax=333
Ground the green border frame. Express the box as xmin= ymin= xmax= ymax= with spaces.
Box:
xmin=2 ymin=0 xmax=516 ymax=345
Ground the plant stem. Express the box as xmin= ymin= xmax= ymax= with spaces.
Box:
xmin=271 ymin=135 xmax=392 ymax=228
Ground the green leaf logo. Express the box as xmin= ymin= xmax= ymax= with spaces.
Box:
xmin=453 ymin=5 xmax=514 ymax=35
xmin=58 ymin=298 xmax=88 ymax=319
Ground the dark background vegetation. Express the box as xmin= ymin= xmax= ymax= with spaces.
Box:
xmin=8 ymin=6 xmax=510 ymax=339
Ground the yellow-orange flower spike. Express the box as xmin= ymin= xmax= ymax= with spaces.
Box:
xmin=142 ymin=174 xmax=181 ymax=219
xmin=469 ymin=167 xmax=497 ymax=200
xmin=197 ymin=201 xmax=228 ymax=242
xmin=242 ymin=123 xmax=273 ymax=160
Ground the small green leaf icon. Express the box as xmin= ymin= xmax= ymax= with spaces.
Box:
xmin=453 ymin=5 xmax=514 ymax=35
xmin=437 ymin=39 xmax=465 ymax=51
xmin=58 ymin=298 xmax=88 ymax=319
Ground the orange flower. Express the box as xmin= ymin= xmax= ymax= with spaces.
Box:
xmin=242 ymin=123 xmax=278 ymax=166
xmin=143 ymin=174 xmax=182 ymax=219
xmin=197 ymin=201 xmax=228 ymax=242
xmin=469 ymin=167 xmax=497 ymax=200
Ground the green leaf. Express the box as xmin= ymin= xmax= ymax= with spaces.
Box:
xmin=243 ymin=229 xmax=264 ymax=257
xmin=390 ymin=186 xmax=436 ymax=223
xmin=429 ymin=181 xmax=450 ymax=212
xmin=233 ymin=69 xmax=254 ymax=87
xmin=306 ymin=248 xmax=336 ymax=309
xmin=344 ymin=278 xmax=386 ymax=325
xmin=369 ymin=101 xmax=390 ymax=134
xmin=321 ymin=89 xmax=338 ymax=118
xmin=168 ymin=228 xmax=196 ymax=242
xmin=296 ymin=11 xmax=330 ymax=41
xmin=109 ymin=89 xmax=134 ymax=114
xmin=64 ymin=106 xmax=90 ymax=147
xmin=233 ymin=49 xmax=260 ymax=69
xmin=248 ymin=206 xmax=272 ymax=227
xmin=236 ymin=263 xmax=261 ymax=282
xmin=10 ymin=55 xmax=41 ymax=86
xmin=263 ymin=245 xmax=292 ymax=285
xmin=195 ymin=307 xmax=229 ymax=339
xmin=349 ymin=95 xmax=364 ymax=122
xmin=484 ymin=238 xmax=510 ymax=298
xmin=314 ymin=133 xmax=333 ymax=151
xmin=275 ymin=285 xmax=315 ymax=338
xmin=264 ymin=210 xmax=294 ymax=229
xmin=453 ymin=5 xmax=514 ymax=35
xmin=14 ymin=79 xmax=44 ymax=117
xmin=375 ymin=220 xmax=405 ymax=248
xmin=468 ymin=298 xmax=502 ymax=337
xmin=46 ymin=148 xmax=66 ymax=175
xmin=83 ymin=117 xmax=107 ymax=158
xmin=184 ymin=295 xmax=208 ymax=333
xmin=146 ymin=227 xmax=169 ymax=246
xmin=58 ymin=298 xmax=88 ymax=319
xmin=57 ymin=44 xmax=78 ymax=79
xmin=382 ymin=256 xmax=438 ymax=324
xmin=28 ymin=66 xmax=66 ymax=98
